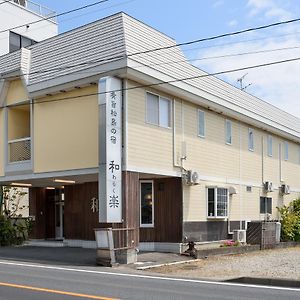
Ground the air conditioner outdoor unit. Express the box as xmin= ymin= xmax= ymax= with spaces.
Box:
xmin=233 ymin=229 xmax=246 ymax=244
xmin=264 ymin=181 xmax=273 ymax=192
xmin=281 ymin=184 xmax=290 ymax=195
xmin=185 ymin=170 xmax=199 ymax=185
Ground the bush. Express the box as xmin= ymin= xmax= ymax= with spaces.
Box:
xmin=277 ymin=198 xmax=300 ymax=242
xmin=0 ymin=215 xmax=33 ymax=246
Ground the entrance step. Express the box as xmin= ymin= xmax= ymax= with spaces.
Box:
xmin=25 ymin=240 xmax=65 ymax=247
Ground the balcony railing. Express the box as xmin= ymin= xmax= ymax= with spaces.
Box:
xmin=12 ymin=0 xmax=57 ymax=22
xmin=8 ymin=137 xmax=31 ymax=163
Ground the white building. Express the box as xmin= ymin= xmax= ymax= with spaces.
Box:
xmin=0 ymin=0 xmax=57 ymax=55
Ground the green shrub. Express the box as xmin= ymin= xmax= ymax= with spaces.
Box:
xmin=277 ymin=198 xmax=300 ymax=241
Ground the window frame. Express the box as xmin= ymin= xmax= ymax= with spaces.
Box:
xmin=206 ymin=186 xmax=229 ymax=219
xmin=248 ymin=128 xmax=254 ymax=151
xmin=260 ymin=197 xmax=272 ymax=214
xmin=9 ymin=31 xmax=36 ymax=53
xmin=225 ymin=119 xmax=232 ymax=145
xmin=145 ymin=91 xmax=171 ymax=129
xmin=267 ymin=135 xmax=273 ymax=157
xmin=198 ymin=109 xmax=205 ymax=138
xmin=140 ymin=180 xmax=154 ymax=228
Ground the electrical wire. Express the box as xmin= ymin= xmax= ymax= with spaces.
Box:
xmin=0 ymin=0 xmax=12 ymax=6
xmin=1 ymin=42 xmax=300 ymax=81
xmin=3 ymin=55 xmax=300 ymax=110
xmin=127 ymin=17 xmax=300 ymax=57
xmin=0 ymin=0 xmax=111 ymax=34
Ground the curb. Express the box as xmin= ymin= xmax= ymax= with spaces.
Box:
xmin=226 ymin=277 xmax=300 ymax=288
xmin=136 ymin=258 xmax=200 ymax=270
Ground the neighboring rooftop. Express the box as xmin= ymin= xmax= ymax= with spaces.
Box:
xmin=11 ymin=0 xmax=56 ymax=22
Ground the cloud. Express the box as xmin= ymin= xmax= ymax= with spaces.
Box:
xmin=193 ymin=1 xmax=300 ymax=118
xmin=247 ymin=0 xmax=292 ymax=21
xmin=228 ymin=19 xmax=238 ymax=27
xmin=213 ymin=1 xmax=224 ymax=8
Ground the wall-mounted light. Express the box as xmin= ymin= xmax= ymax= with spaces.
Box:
xmin=46 ymin=187 xmax=55 ymax=190
xmin=54 ymin=179 xmax=75 ymax=184
xmin=11 ymin=182 xmax=32 ymax=187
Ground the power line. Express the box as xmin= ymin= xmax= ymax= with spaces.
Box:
xmin=2 ymin=43 xmax=300 ymax=81
xmin=0 ymin=0 xmax=12 ymax=6
xmin=0 ymin=0 xmax=110 ymax=34
xmin=128 ymin=17 xmax=300 ymax=57
xmin=3 ymin=55 xmax=300 ymax=110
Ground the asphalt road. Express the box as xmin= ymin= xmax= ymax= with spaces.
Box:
xmin=0 ymin=260 xmax=299 ymax=300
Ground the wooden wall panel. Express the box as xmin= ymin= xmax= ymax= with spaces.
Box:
xmin=64 ymin=182 xmax=99 ymax=240
xmin=29 ymin=187 xmax=47 ymax=239
xmin=140 ymin=177 xmax=182 ymax=243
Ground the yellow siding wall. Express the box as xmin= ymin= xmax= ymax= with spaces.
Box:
xmin=127 ymin=80 xmax=300 ymax=223
xmin=8 ymin=107 xmax=30 ymax=140
xmin=34 ymin=86 xmax=98 ymax=173
xmin=0 ymin=109 xmax=4 ymax=176
xmin=127 ymin=81 xmax=176 ymax=173
xmin=6 ymin=80 xmax=28 ymax=105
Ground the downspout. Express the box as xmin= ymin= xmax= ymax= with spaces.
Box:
xmin=173 ymin=99 xmax=187 ymax=249
xmin=172 ymin=99 xmax=183 ymax=169
xmin=262 ymin=136 xmax=264 ymax=185
xmin=239 ymin=121 xmax=243 ymax=231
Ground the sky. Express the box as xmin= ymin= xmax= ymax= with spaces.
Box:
xmin=36 ymin=0 xmax=300 ymax=117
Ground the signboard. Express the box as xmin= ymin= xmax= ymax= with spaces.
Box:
xmin=99 ymin=77 xmax=122 ymax=223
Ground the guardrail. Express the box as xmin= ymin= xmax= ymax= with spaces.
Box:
xmin=8 ymin=137 xmax=31 ymax=163
xmin=12 ymin=0 xmax=57 ymax=22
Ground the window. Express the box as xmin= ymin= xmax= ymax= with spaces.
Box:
xmin=248 ymin=128 xmax=254 ymax=151
xmin=284 ymin=141 xmax=289 ymax=161
xmin=140 ymin=181 xmax=154 ymax=227
xmin=207 ymin=187 xmax=228 ymax=218
xmin=9 ymin=31 xmax=36 ymax=53
xmin=267 ymin=135 xmax=273 ymax=157
xmin=198 ymin=110 xmax=205 ymax=138
xmin=146 ymin=92 xmax=171 ymax=128
xmin=260 ymin=197 xmax=272 ymax=214
xmin=225 ymin=120 xmax=232 ymax=144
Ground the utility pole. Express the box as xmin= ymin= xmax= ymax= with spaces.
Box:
xmin=237 ymin=73 xmax=252 ymax=91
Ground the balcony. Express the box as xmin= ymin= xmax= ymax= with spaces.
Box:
xmin=12 ymin=0 xmax=57 ymax=22
xmin=8 ymin=137 xmax=31 ymax=163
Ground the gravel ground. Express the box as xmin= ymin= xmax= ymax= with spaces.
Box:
xmin=149 ymin=247 xmax=300 ymax=281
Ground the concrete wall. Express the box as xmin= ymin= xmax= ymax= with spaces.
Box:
xmin=0 ymin=1 xmax=57 ymax=56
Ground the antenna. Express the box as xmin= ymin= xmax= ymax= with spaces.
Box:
xmin=237 ymin=73 xmax=252 ymax=91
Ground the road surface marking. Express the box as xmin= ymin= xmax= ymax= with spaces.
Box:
xmin=0 ymin=281 xmax=119 ymax=300
xmin=0 ymin=260 xmax=299 ymax=292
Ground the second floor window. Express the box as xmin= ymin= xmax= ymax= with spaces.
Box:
xmin=284 ymin=141 xmax=289 ymax=161
xmin=267 ymin=135 xmax=273 ymax=157
xmin=198 ymin=110 xmax=205 ymax=138
xmin=9 ymin=31 xmax=36 ymax=53
xmin=146 ymin=92 xmax=171 ymax=128
xmin=225 ymin=120 xmax=232 ymax=144
xmin=248 ymin=128 xmax=254 ymax=151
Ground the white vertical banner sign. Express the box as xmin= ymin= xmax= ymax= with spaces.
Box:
xmin=99 ymin=77 xmax=122 ymax=223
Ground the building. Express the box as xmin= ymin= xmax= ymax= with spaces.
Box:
xmin=0 ymin=12 xmax=299 ymax=253
xmin=0 ymin=0 xmax=57 ymax=56
xmin=0 ymin=0 xmax=57 ymax=218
